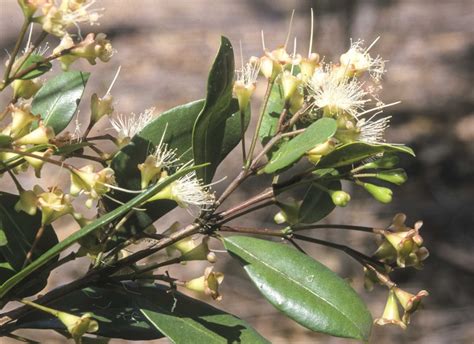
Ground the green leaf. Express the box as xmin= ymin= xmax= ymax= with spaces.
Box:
xmin=140 ymin=285 xmax=269 ymax=344
xmin=264 ymin=118 xmax=337 ymax=174
xmin=17 ymin=54 xmax=52 ymax=80
xmin=224 ymin=236 xmax=372 ymax=341
xmin=0 ymin=164 xmax=205 ymax=299
xmin=317 ymin=142 xmax=415 ymax=168
xmin=0 ymin=192 xmax=58 ymax=296
xmin=31 ymin=71 xmax=90 ymax=134
xmin=298 ymin=180 xmax=341 ymax=223
xmin=15 ymin=283 xmax=267 ymax=343
xmin=193 ymin=36 xmax=236 ymax=184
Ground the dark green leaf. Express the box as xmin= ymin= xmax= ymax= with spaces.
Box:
xmin=224 ymin=236 xmax=372 ymax=340
xmin=317 ymin=142 xmax=415 ymax=168
xmin=193 ymin=36 xmax=236 ymax=184
xmin=140 ymin=284 xmax=269 ymax=344
xmin=0 ymin=192 xmax=58 ymax=296
xmin=264 ymin=118 xmax=337 ymax=174
xmin=298 ymin=180 xmax=341 ymax=223
xmin=31 ymin=71 xmax=90 ymax=134
xmin=17 ymin=54 xmax=52 ymax=80
xmin=0 ymin=164 xmax=204 ymax=299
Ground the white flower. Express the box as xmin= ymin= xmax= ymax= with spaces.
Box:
xmin=147 ymin=170 xmax=215 ymax=211
xmin=234 ymin=56 xmax=260 ymax=109
xmin=357 ymin=114 xmax=391 ymax=144
xmin=151 ymin=135 xmax=179 ymax=170
xmin=170 ymin=172 xmax=215 ymax=209
xmin=340 ymin=38 xmax=386 ymax=81
xmin=307 ymin=66 xmax=369 ymax=118
xmin=110 ymin=108 xmax=155 ymax=144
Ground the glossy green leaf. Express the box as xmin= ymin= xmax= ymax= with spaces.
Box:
xmin=298 ymin=180 xmax=341 ymax=224
xmin=224 ymin=236 xmax=372 ymax=340
xmin=317 ymin=142 xmax=415 ymax=168
xmin=31 ymin=71 xmax=90 ymax=134
xmin=0 ymin=164 xmax=204 ymax=299
xmin=264 ymin=118 xmax=337 ymax=174
xmin=0 ymin=192 xmax=58 ymax=296
xmin=140 ymin=284 xmax=269 ymax=344
xmin=193 ymin=36 xmax=236 ymax=183
xmin=17 ymin=54 xmax=52 ymax=80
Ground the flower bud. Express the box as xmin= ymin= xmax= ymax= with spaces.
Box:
xmin=233 ymin=81 xmax=255 ymax=111
xmin=374 ymin=289 xmax=407 ymax=329
xmin=14 ymin=124 xmax=54 ymax=145
xmin=53 ymin=34 xmax=78 ymax=70
xmin=12 ymin=79 xmax=42 ymax=100
xmin=306 ymin=139 xmax=336 ymax=164
xmin=138 ymin=155 xmax=163 ymax=189
xmin=36 ymin=186 xmax=74 ymax=225
xmin=72 ymin=33 xmax=113 ymax=65
xmin=18 ymin=0 xmax=41 ymax=18
xmin=274 ymin=198 xmax=300 ymax=225
xmin=57 ymin=312 xmax=99 ymax=342
xmin=393 ymin=287 xmax=428 ymax=325
xmin=185 ymin=266 xmax=224 ymax=301
xmin=70 ymin=165 xmax=115 ymax=206
xmin=281 ymin=70 xmax=300 ymax=102
xmin=90 ymin=93 xmax=114 ymax=124
xmin=288 ymin=91 xmax=304 ymax=114
xmin=180 ymin=237 xmax=214 ymax=263
xmin=9 ymin=104 xmax=37 ymax=138
xmin=330 ymin=190 xmax=351 ymax=207
xmin=362 ymin=182 xmax=393 ymax=203
xmin=23 ymin=148 xmax=53 ymax=177
xmin=260 ymin=56 xmax=281 ymax=80
xmin=376 ymin=168 xmax=408 ymax=185
xmin=14 ymin=189 xmax=38 ymax=216
xmin=359 ymin=155 xmax=400 ymax=170
xmin=298 ymin=53 xmax=319 ymax=82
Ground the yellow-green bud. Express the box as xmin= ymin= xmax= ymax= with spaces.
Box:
xmin=281 ymin=70 xmax=300 ymax=102
xmin=374 ymin=289 xmax=407 ymax=330
xmin=274 ymin=198 xmax=300 ymax=225
xmin=298 ymin=53 xmax=320 ymax=82
xmin=9 ymin=104 xmax=37 ymax=138
xmin=12 ymin=79 xmax=42 ymax=100
xmin=57 ymin=312 xmax=99 ymax=342
xmin=14 ymin=124 xmax=54 ymax=145
xmin=376 ymin=169 xmax=408 ymax=185
xmin=138 ymin=155 xmax=162 ymax=189
xmin=90 ymin=93 xmax=114 ymax=124
xmin=330 ymin=190 xmax=351 ymax=207
xmin=306 ymin=140 xmax=336 ymax=164
xmin=360 ymin=155 xmax=400 ymax=170
xmin=185 ymin=267 xmax=224 ymax=301
xmin=14 ymin=189 xmax=38 ymax=216
xmin=23 ymin=148 xmax=53 ymax=177
xmin=362 ymin=182 xmax=393 ymax=203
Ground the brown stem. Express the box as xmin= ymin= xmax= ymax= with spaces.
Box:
xmin=291 ymin=224 xmax=376 ymax=233
xmin=219 ymin=225 xmax=287 ymax=237
xmin=217 ymin=199 xmax=275 ymax=225
xmin=292 ymin=234 xmax=385 ymax=269
xmin=23 ymin=226 xmax=45 ymax=268
xmin=217 ymin=187 xmax=274 ymax=219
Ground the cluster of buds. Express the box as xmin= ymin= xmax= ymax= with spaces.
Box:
xmin=375 ymin=287 xmax=429 ymax=329
xmin=374 ymin=213 xmax=429 ymax=269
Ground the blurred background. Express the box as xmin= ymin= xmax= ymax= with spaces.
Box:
xmin=1 ymin=0 xmax=473 ymax=343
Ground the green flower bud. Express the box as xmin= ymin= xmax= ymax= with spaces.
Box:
xmin=374 ymin=289 xmax=407 ymax=330
xmin=376 ymin=168 xmax=408 ymax=185
xmin=360 ymin=155 xmax=400 ymax=170
xmin=14 ymin=124 xmax=54 ymax=145
xmin=90 ymin=93 xmax=114 ymax=124
xmin=362 ymin=182 xmax=393 ymax=203
xmin=330 ymin=190 xmax=351 ymax=207
xmin=281 ymin=70 xmax=300 ymax=102
xmin=298 ymin=53 xmax=319 ymax=82
xmin=14 ymin=189 xmax=38 ymax=216
xmin=274 ymin=198 xmax=300 ymax=225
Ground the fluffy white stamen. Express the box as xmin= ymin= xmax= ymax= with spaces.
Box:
xmin=110 ymin=107 xmax=155 ymax=139
xmin=172 ymin=172 xmax=215 ymax=209
xmin=340 ymin=38 xmax=386 ymax=81
xmin=357 ymin=113 xmax=391 ymax=144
